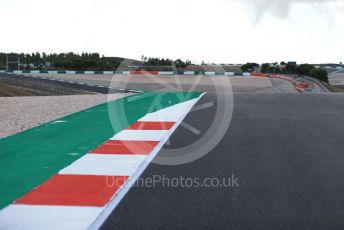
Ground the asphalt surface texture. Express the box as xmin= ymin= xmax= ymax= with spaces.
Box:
xmin=4 ymin=73 xmax=344 ymax=229
xmin=101 ymin=77 xmax=344 ymax=229
xmin=0 ymin=73 xmax=140 ymax=95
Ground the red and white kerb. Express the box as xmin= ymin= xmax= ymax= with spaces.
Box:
xmin=0 ymin=95 xmax=203 ymax=230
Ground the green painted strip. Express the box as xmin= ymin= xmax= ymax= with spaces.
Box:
xmin=194 ymin=71 xmax=205 ymax=75
xmin=0 ymin=92 xmax=201 ymax=209
xmin=75 ymin=71 xmax=85 ymax=74
xmin=174 ymin=70 xmax=184 ymax=75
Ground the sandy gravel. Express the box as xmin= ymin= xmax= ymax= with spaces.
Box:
xmin=29 ymin=74 xmax=273 ymax=89
xmin=0 ymin=93 xmax=131 ymax=138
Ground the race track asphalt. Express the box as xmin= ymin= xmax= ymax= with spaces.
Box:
xmin=101 ymin=84 xmax=344 ymax=229
xmin=4 ymin=73 xmax=344 ymax=229
xmin=0 ymin=73 xmax=140 ymax=94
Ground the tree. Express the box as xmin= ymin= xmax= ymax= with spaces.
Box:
xmin=175 ymin=59 xmax=187 ymax=68
xmin=285 ymin=63 xmax=297 ymax=74
xmin=241 ymin=63 xmax=259 ymax=72
xmin=261 ymin=63 xmax=270 ymax=73
xmin=296 ymin=64 xmax=315 ymax=75
xmin=309 ymin=68 xmax=329 ymax=83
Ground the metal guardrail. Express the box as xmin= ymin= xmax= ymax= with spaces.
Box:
xmin=0 ymin=70 xmax=249 ymax=76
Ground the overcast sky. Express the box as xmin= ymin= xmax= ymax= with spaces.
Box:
xmin=0 ymin=0 xmax=343 ymax=64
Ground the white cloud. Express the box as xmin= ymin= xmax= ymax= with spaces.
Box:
xmin=231 ymin=0 xmax=343 ymax=21
xmin=0 ymin=0 xmax=343 ymax=64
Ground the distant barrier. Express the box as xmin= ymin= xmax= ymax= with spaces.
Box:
xmin=7 ymin=70 xmax=252 ymax=76
xmin=3 ymin=66 xmax=344 ymax=76
xmin=1 ymin=69 xmax=318 ymax=93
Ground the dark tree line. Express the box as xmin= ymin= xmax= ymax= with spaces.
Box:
xmin=260 ymin=62 xmax=300 ymax=74
xmin=299 ymin=64 xmax=329 ymax=82
xmin=0 ymin=52 xmax=133 ymax=70
xmin=241 ymin=63 xmax=259 ymax=72
xmin=277 ymin=63 xmax=328 ymax=82
xmin=242 ymin=62 xmax=329 ymax=83
xmin=141 ymin=56 xmax=192 ymax=68
xmin=0 ymin=52 xmax=193 ymax=70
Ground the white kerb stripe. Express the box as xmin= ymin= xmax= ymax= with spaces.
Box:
xmin=59 ymin=154 xmax=146 ymax=176
xmin=87 ymin=93 xmax=206 ymax=230
xmin=0 ymin=94 xmax=205 ymax=230
xmin=111 ymin=130 xmax=169 ymax=141
xmin=0 ymin=205 xmax=102 ymax=230
xmin=139 ymin=98 xmax=199 ymax=122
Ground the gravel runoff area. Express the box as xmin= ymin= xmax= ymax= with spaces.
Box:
xmin=30 ymin=73 xmax=322 ymax=93
xmin=0 ymin=93 xmax=132 ymax=139
xmin=28 ymin=73 xmax=273 ymax=86
xmin=28 ymin=74 xmax=275 ymax=93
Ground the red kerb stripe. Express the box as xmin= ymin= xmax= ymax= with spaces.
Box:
xmin=127 ymin=121 xmax=175 ymax=130
xmin=90 ymin=140 xmax=159 ymax=155
xmin=15 ymin=174 xmax=128 ymax=207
